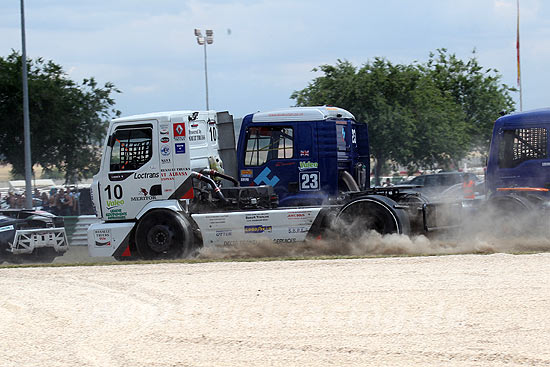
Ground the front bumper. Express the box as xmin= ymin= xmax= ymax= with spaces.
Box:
xmin=9 ymin=228 xmax=68 ymax=255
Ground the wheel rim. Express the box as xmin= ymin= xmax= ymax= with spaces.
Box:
xmin=147 ymin=224 xmax=174 ymax=253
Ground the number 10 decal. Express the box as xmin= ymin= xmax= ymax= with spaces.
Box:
xmin=299 ymin=172 xmax=320 ymax=191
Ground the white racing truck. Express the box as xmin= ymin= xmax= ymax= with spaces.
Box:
xmin=87 ymin=107 xmax=451 ymax=260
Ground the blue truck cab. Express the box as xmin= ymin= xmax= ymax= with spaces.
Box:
xmin=236 ymin=106 xmax=370 ymax=206
xmin=486 ymin=108 xmax=550 ymax=201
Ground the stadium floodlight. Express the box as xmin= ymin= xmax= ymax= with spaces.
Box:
xmin=194 ymin=28 xmax=214 ymax=109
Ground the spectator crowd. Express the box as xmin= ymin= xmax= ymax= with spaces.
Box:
xmin=1 ymin=187 xmax=80 ymax=216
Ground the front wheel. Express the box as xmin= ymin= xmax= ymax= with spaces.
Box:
xmin=135 ymin=210 xmax=194 ymax=260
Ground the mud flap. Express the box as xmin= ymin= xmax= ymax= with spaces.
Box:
xmin=422 ymin=201 xmax=469 ymax=232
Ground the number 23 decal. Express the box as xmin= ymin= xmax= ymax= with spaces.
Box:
xmin=300 ymin=172 xmax=320 ymax=191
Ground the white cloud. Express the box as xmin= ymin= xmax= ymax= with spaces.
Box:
xmin=1 ymin=0 xmax=549 ymax=116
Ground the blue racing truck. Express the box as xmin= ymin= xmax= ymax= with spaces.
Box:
xmin=485 ymin=108 xmax=550 ymax=219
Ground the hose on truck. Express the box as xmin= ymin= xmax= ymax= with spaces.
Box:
xmin=190 ymin=171 xmax=228 ymax=203
xmin=200 ymin=169 xmax=240 ymax=187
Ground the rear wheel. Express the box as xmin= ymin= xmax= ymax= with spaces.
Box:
xmin=135 ymin=210 xmax=194 ymax=260
xmin=335 ymin=196 xmax=410 ymax=240
xmin=485 ymin=195 xmax=534 ymax=238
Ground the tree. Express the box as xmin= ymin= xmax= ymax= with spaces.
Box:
xmin=0 ymin=51 xmax=120 ymax=182
xmin=423 ymin=49 xmax=516 ymax=150
xmin=291 ymin=57 xmax=471 ymax=184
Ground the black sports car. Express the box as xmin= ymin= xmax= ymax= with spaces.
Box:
xmin=0 ymin=209 xmax=68 ymax=263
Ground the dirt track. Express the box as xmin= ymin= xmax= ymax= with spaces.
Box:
xmin=1 ymin=253 xmax=550 ymax=366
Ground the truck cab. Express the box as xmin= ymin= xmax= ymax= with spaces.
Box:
xmin=235 ymin=106 xmax=370 ymax=206
xmin=486 ymin=108 xmax=550 ymax=199
xmin=90 ymin=110 xmax=222 ymax=222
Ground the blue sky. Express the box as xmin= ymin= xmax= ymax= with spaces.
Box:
xmin=1 ymin=0 xmax=549 ymax=119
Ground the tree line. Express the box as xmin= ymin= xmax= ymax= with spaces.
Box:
xmin=1 ymin=49 xmax=515 ymax=183
xmin=291 ymin=49 xmax=516 ymax=183
xmin=0 ymin=51 xmax=119 ymax=182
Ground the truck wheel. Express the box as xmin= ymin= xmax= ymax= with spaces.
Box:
xmin=335 ymin=196 xmax=410 ymax=239
xmin=135 ymin=210 xmax=194 ymax=260
xmin=486 ymin=195 xmax=534 ymax=237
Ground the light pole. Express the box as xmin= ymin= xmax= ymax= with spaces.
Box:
xmin=194 ymin=28 xmax=213 ymax=110
xmin=20 ymin=0 xmax=33 ymax=209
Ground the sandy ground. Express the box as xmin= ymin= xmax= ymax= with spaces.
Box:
xmin=1 ymin=253 xmax=550 ymax=366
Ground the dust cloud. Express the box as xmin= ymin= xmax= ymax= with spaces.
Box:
xmin=198 ymin=205 xmax=550 ymax=260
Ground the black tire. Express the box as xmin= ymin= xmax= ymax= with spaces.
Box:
xmin=335 ymin=196 xmax=410 ymax=240
xmin=135 ymin=210 xmax=194 ymax=260
xmin=485 ymin=195 xmax=534 ymax=237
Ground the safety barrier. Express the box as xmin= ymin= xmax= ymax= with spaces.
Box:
xmin=63 ymin=215 xmax=100 ymax=246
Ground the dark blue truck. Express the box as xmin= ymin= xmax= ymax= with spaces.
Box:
xmin=485 ymin=108 xmax=550 ymax=216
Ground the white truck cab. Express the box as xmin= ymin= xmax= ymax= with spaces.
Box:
xmin=91 ymin=110 xmax=221 ymax=222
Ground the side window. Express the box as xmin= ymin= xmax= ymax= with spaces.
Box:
xmin=499 ymin=128 xmax=548 ymax=169
xmin=244 ymin=126 xmax=293 ymax=166
xmin=411 ymin=176 xmax=425 ymax=186
xmin=110 ymin=127 xmax=153 ymax=171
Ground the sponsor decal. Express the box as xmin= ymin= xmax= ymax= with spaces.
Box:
xmin=274 ymin=161 xmax=296 ymax=167
xmin=189 ymin=129 xmax=205 ymax=141
xmin=160 ymin=137 xmax=169 ymax=143
xmin=159 ymin=124 xmax=170 ymax=134
xmin=161 ymin=145 xmax=170 ymax=156
xmin=131 ymin=196 xmax=157 ymax=201
xmin=130 ymin=187 xmax=157 ymax=201
xmin=161 ymin=167 xmax=190 ymax=172
xmin=223 ymin=240 xmax=260 ymax=246
xmin=241 ymin=177 xmax=249 ymax=182
xmin=273 ymin=238 xmax=297 ymax=244
xmin=175 ymin=143 xmax=186 ymax=154
xmin=134 ymin=172 xmax=160 ymax=179
xmin=160 ymin=171 xmax=188 ymax=181
xmin=0 ymin=225 xmax=14 ymax=232
xmin=106 ymin=199 xmax=125 ymax=210
xmin=300 ymin=150 xmax=310 ymax=157
xmin=241 ymin=169 xmax=253 ymax=178
xmin=173 ymin=122 xmax=186 ymax=141
xmin=288 ymin=227 xmax=309 ymax=234
xmin=206 ymin=215 xmax=229 ymax=228
xmin=108 ymin=172 xmax=132 ymax=181
xmin=253 ymin=167 xmax=279 ymax=186
xmin=94 ymin=229 xmax=112 ymax=247
xmin=189 ymin=135 xmax=206 ymax=142
xmin=106 ymin=208 xmax=127 ymax=220
xmin=287 ymin=211 xmax=310 ymax=220
xmin=161 ymin=158 xmax=171 ymax=164
xmin=299 ymin=161 xmax=318 ymax=171
xmin=267 ymin=112 xmax=304 ymax=117
xmin=215 ymin=230 xmax=232 ymax=237
xmin=245 ymin=213 xmax=269 ymax=222
xmin=244 ymin=225 xmax=272 ymax=234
